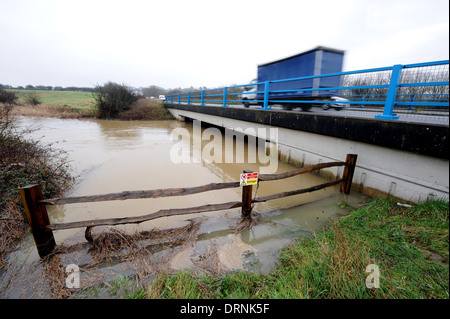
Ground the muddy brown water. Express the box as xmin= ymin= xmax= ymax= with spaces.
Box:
xmin=1 ymin=116 xmax=370 ymax=298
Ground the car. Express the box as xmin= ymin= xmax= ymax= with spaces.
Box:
xmin=159 ymin=95 xmax=166 ymax=101
xmin=321 ymin=96 xmax=350 ymax=110
xmin=241 ymin=79 xmax=258 ymax=108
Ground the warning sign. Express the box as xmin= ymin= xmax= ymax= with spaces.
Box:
xmin=240 ymin=172 xmax=258 ymax=186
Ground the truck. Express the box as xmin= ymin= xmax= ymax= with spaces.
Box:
xmin=241 ymin=46 xmax=346 ymax=111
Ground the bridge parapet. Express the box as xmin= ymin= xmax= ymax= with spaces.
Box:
xmin=166 ymin=60 xmax=449 ymax=126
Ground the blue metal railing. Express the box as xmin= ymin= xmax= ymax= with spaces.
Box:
xmin=165 ymin=60 xmax=449 ymax=120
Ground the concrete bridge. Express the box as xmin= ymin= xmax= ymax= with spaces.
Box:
xmin=165 ymin=103 xmax=449 ymax=203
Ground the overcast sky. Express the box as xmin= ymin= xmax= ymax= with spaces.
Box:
xmin=0 ymin=0 xmax=448 ymax=89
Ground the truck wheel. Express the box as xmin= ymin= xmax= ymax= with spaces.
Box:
xmin=301 ymin=104 xmax=312 ymax=111
xmin=243 ymin=99 xmax=250 ymax=108
xmin=322 ymin=104 xmax=330 ymax=110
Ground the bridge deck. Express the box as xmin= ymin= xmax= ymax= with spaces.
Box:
xmin=182 ymin=102 xmax=449 ymax=126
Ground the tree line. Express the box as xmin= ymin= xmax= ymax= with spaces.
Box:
xmin=340 ymin=67 xmax=449 ymax=99
xmin=141 ymin=84 xmax=243 ymax=99
xmin=0 ymin=84 xmax=96 ymax=92
xmin=0 ymin=83 xmax=242 ymax=98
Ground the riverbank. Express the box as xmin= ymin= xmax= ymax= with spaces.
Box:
xmin=127 ymin=198 xmax=447 ymax=299
xmin=1 ymin=100 xmax=173 ymax=268
xmin=0 ymin=106 xmax=74 ymax=269
xmin=11 ymin=98 xmax=174 ymax=120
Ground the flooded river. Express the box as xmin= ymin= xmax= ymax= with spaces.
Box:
xmin=1 ymin=116 xmax=370 ymax=298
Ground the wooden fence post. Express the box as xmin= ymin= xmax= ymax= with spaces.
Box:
xmin=19 ymin=184 xmax=56 ymax=258
xmin=241 ymin=169 xmax=253 ymax=219
xmin=341 ymin=154 xmax=358 ymax=194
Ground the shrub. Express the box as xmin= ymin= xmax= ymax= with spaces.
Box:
xmin=92 ymin=82 xmax=139 ymax=119
xmin=116 ymin=99 xmax=174 ymax=121
xmin=0 ymin=88 xmax=18 ymax=105
xmin=23 ymin=92 xmax=42 ymax=105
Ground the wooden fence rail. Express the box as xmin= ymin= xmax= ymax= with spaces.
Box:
xmin=19 ymin=154 xmax=357 ymax=257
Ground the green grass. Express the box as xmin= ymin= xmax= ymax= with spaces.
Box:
xmin=12 ymin=89 xmax=96 ymax=110
xmin=78 ymin=275 xmax=146 ymax=299
xmin=7 ymin=89 xmax=173 ymax=120
xmin=131 ymin=198 xmax=448 ymax=299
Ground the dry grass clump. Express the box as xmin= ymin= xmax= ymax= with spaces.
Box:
xmin=10 ymin=99 xmax=173 ymax=121
xmin=117 ymin=99 xmax=174 ymax=121
xmin=0 ymin=201 xmax=28 ymax=269
xmin=87 ymin=221 xmax=198 ymax=264
xmin=11 ymin=104 xmax=96 ymax=118
xmin=31 ymin=220 xmax=201 ymax=298
xmin=233 ymin=212 xmax=261 ymax=233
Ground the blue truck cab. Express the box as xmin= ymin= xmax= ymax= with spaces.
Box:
xmin=242 ymin=46 xmax=345 ymax=111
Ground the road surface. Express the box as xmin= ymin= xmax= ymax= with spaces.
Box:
xmin=171 ymin=102 xmax=449 ymax=126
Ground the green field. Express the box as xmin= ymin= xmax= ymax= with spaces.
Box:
xmin=13 ymin=89 xmax=96 ymax=109
xmin=6 ymin=89 xmax=173 ymax=120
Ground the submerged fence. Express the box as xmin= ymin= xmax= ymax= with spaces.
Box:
xmin=20 ymin=154 xmax=357 ymax=258
xmin=165 ymin=60 xmax=449 ymax=123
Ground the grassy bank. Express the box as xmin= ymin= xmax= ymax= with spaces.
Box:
xmin=8 ymin=89 xmax=174 ymax=120
xmin=0 ymin=104 xmax=74 ymax=269
xmin=128 ymin=198 xmax=448 ymax=299
xmin=14 ymin=89 xmax=95 ymax=108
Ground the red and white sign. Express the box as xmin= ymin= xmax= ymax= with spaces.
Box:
xmin=240 ymin=172 xmax=258 ymax=186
